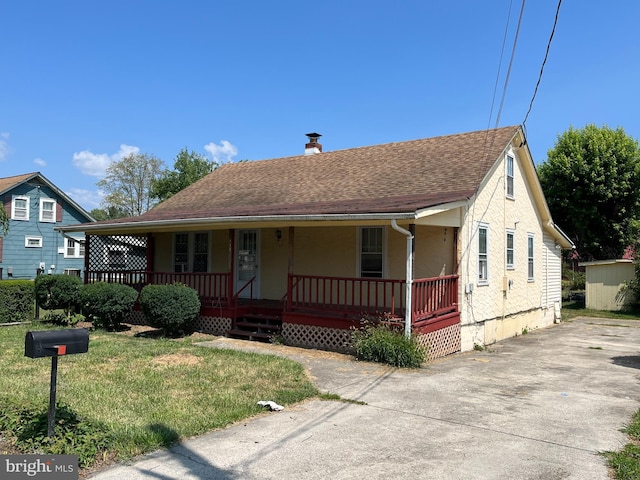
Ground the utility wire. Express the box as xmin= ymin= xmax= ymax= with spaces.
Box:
xmin=495 ymin=0 xmax=527 ymax=129
xmin=522 ymin=0 xmax=563 ymax=127
xmin=487 ymin=0 xmax=514 ymax=130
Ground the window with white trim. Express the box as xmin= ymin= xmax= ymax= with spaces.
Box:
xmin=506 ymin=154 xmax=514 ymax=198
xmin=39 ymin=198 xmax=56 ymax=222
xmin=527 ymin=233 xmax=535 ymax=281
xmin=359 ymin=227 xmax=384 ymax=278
xmin=25 ymin=236 xmax=43 ymax=248
xmin=506 ymin=229 xmax=515 ymax=270
xmin=12 ymin=196 xmax=29 ymax=220
xmin=64 ymin=238 xmax=85 ymax=258
xmin=478 ymin=223 xmax=489 ymax=284
xmin=173 ymin=232 xmax=209 ymax=272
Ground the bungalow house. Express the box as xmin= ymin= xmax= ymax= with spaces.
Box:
xmin=58 ymin=126 xmax=573 ymax=359
xmin=1 ymin=172 xmax=94 ymax=280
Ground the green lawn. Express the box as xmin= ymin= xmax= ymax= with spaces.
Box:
xmin=0 ymin=323 xmax=317 ymax=470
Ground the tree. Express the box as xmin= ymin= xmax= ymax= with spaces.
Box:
xmin=537 ymin=124 xmax=640 ymax=261
xmin=152 ymin=148 xmax=215 ymax=202
xmin=97 ymin=153 xmax=164 ymax=217
xmin=90 ymin=206 xmax=128 ymax=221
xmin=0 ymin=203 xmax=8 ymax=236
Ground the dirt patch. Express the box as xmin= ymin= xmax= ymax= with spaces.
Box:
xmin=151 ymin=352 xmax=202 ymax=367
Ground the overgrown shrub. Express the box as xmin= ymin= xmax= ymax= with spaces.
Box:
xmin=0 ymin=280 xmax=34 ymax=323
xmin=34 ymin=274 xmax=82 ymax=318
xmin=80 ymin=282 xmax=138 ymax=330
xmin=352 ymin=321 xmax=426 ymax=368
xmin=139 ymin=283 xmax=200 ymax=336
xmin=0 ymin=398 xmax=112 ymax=468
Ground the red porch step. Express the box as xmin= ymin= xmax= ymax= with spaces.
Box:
xmin=227 ymin=313 xmax=282 ymax=343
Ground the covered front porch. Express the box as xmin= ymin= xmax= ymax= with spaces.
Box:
xmin=81 ymin=221 xmax=462 ymax=357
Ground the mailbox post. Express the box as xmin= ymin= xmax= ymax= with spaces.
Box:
xmin=25 ymin=329 xmax=89 ymax=437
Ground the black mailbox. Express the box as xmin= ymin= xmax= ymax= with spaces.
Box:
xmin=25 ymin=329 xmax=89 ymax=358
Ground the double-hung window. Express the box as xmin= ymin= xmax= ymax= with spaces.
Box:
xmin=359 ymin=227 xmax=384 ymax=278
xmin=64 ymin=237 xmax=85 ymax=258
xmin=506 ymin=155 xmax=514 ymax=198
xmin=527 ymin=233 xmax=535 ymax=281
xmin=478 ymin=223 xmax=489 ymax=284
xmin=173 ymin=233 xmax=209 ymax=272
xmin=506 ymin=230 xmax=515 ymax=270
xmin=39 ymin=198 xmax=56 ymax=222
xmin=12 ymin=196 xmax=29 ymax=220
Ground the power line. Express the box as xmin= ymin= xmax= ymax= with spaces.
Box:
xmin=487 ymin=0 xmax=514 ymax=130
xmin=522 ymin=0 xmax=563 ymax=127
xmin=494 ymin=0 xmax=527 ymax=129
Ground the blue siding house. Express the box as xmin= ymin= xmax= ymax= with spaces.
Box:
xmin=0 ymin=172 xmax=94 ymax=280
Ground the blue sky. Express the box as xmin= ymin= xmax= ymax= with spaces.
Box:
xmin=1 ymin=1 xmax=639 ymax=211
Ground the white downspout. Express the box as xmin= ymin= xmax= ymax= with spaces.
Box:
xmin=391 ymin=219 xmax=413 ymax=338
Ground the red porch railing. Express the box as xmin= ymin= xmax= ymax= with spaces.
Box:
xmin=85 ymin=270 xmax=231 ymax=305
xmin=286 ymin=273 xmax=459 ymax=326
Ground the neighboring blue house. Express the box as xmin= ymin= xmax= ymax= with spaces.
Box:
xmin=0 ymin=172 xmax=94 ymax=280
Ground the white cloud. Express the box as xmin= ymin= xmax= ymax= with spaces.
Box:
xmin=66 ymin=188 xmax=103 ymax=210
xmin=33 ymin=158 xmax=47 ymax=167
xmin=0 ymin=132 xmax=10 ymax=161
xmin=72 ymin=144 xmax=140 ymax=177
xmin=204 ymin=140 xmax=238 ymax=164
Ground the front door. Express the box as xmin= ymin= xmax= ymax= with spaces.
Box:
xmin=236 ymin=229 xmax=260 ymax=298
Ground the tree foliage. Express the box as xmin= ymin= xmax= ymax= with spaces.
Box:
xmin=96 ymin=153 xmax=164 ymax=217
xmin=0 ymin=203 xmax=9 ymax=236
xmin=89 ymin=206 xmax=128 ymax=221
xmin=152 ymin=148 xmax=215 ymax=202
xmin=537 ymin=124 xmax=640 ymax=261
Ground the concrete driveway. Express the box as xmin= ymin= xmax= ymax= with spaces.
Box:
xmin=90 ymin=317 xmax=640 ymax=479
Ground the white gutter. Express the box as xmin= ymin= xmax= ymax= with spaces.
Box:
xmin=391 ymin=219 xmax=413 ymax=338
xmin=57 ymin=212 xmax=417 ymax=233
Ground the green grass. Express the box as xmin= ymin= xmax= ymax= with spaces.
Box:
xmin=604 ymin=410 xmax=640 ymax=480
xmin=0 ymin=323 xmax=317 ymax=469
xmin=562 ymin=300 xmax=640 ymax=322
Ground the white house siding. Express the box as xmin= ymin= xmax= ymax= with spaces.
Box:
xmin=543 ymin=232 xmax=562 ymax=321
xmin=458 ymin=144 xmax=556 ymax=351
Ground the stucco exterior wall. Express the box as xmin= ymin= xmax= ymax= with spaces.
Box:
xmin=458 ymin=145 xmax=557 ymax=351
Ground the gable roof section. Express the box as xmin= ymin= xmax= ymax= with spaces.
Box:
xmin=0 ymin=172 xmax=95 ymax=222
xmin=97 ymin=126 xmax=520 ymax=228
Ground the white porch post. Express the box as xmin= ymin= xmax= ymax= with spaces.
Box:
xmin=391 ymin=219 xmax=414 ymax=338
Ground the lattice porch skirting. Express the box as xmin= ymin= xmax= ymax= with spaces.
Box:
xmin=416 ymin=323 xmax=461 ymax=361
xmin=282 ymin=323 xmax=353 ymax=354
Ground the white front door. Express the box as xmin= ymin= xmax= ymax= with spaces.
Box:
xmin=236 ymin=229 xmax=260 ymax=298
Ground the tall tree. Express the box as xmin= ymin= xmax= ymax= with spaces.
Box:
xmin=537 ymin=124 xmax=640 ymax=261
xmin=152 ymin=148 xmax=215 ymax=202
xmin=90 ymin=206 xmax=128 ymax=221
xmin=97 ymin=153 xmax=164 ymax=217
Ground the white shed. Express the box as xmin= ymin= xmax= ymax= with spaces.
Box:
xmin=579 ymin=259 xmax=637 ymax=311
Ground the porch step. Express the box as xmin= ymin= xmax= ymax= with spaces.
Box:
xmin=227 ymin=313 xmax=282 ymax=343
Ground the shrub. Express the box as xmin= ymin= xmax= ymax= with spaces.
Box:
xmin=139 ymin=283 xmax=200 ymax=336
xmin=34 ymin=274 xmax=82 ymax=317
xmin=352 ymin=321 xmax=426 ymax=368
xmin=0 ymin=280 xmax=34 ymax=323
xmin=80 ymin=282 xmax=138 ymax=330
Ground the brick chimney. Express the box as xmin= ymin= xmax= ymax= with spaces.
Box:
xmin=304 ymin=132 xmax=322 ymax=155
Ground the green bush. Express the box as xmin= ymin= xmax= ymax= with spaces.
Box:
xmin=0 ymin=398 xmax=112 ymax=469
xmin=34 ymin=274 xmax=82 ymax=316
xmin=352 ymin=322 xmax=426 ymax=368
xmin=0 ymin=280 xmax=34 ymax=323
xmin=80 ymin=282 xmax=138 ymax=330
xmin=139 ymin=283 xmax=200 ymax=336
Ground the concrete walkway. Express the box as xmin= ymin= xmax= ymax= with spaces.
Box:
xmin=89 ymin=318 xmax=640 ymax=479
